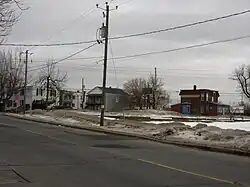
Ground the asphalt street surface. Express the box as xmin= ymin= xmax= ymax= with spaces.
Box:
xmin=0 ymin=114 xmax=250 ymax=187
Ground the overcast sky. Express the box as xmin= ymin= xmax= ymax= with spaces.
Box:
xmin=4 ymin=0 xmax=250 ymax=104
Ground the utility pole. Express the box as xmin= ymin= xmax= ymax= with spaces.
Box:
xmin=153 ymin=67 xmax=157 ymax=109
xmin=23 ymin=50 xmax=28 ymax=114
xmin=46 ymin=76 xmax=50 ymax=110
xmin=96 ymin=2 xmax=118 ymax=126
xmin=100 ymin=2 xmax=110 ymax=126
xmin=81 ymin=78 xmax=85 ymax=109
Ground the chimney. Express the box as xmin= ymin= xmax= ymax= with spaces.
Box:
xmin=193 ymin=85 xmax=197 ymax=90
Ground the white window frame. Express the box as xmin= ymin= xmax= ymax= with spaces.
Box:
xmin=201 ymin=93 xmax=205 ymax=101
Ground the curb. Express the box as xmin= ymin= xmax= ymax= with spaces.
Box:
xmin=5 ymin=114 xmax=250 ymax=157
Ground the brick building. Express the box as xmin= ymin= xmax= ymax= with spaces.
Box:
xmin=176 ymin=85 xmax=220 ymax=116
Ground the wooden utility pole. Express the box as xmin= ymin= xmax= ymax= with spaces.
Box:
xmin=153 ymin=67 xmax=157 ymax=109
xmin=23 ymin=50 xmax=28 ymax=114
xmin=100 ymin=2 xmax=110 ymax=126
xmin=82 ymin=78 xmax=85 ymax=109
xmin=46 ymin=76 xmax=50 ymax=110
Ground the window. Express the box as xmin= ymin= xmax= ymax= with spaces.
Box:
xmin=201 ymin=93 xmax=205 ymax=101
xmin=20 ymin=100 xmax=24 ymax=106
xmin=36 ymin=88 xmax=39 ymax=96
xmin=13 ymin=101 xmax=17 ymax=107
xmin=7 ymin=100 xmax=12 ymax=107
xmin=40 ymin=89 xmax=43 ymax=96
xmin=20 ymin=89 xmax=24 ymax=96
xmin=213 ymin=96 xmax=216 ymax=102
xmin=73 ymin=95 xmax=76 ymax=100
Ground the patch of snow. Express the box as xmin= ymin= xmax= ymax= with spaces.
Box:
xmin=104 ymin=117 xmax=117 ymax=121
xmin=182 ymin=121 xmax=250 ymax=131
xmin=144 ymin=121 xmax=174 ymax=125
xmin=75 ymin=111 xmax=100 ymax=116
xmin=30 ymin=115 xmax=54 ymax=120
xmin=182 ymin=122 xmax=200 ymax=127
xmin=210 ymin=122 xmax=250 ymax=131
xmin=60 ymin=118 xmax=80 ymax=124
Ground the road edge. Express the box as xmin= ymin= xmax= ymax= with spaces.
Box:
xmin=5 ymin=113 xmax=250 ymax=157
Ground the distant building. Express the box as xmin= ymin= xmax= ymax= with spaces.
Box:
xmin=6 ymin=86 xmax=59 ymax=110
xmin=217 ymin=104 xmax=231 ymax=115
xmin=86 ymin=86 xmax=130 ymax=112
xmin=171 ymin=103 xmax=182 ymax=114
xmin=59 ymin=90 xmax=84 ymax=110
xmin=172 ymin=85 xmax=220 ymax=116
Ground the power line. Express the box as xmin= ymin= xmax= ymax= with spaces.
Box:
xmin=1 ymin=40 xmax=97 ymax=47
xmin=117 ymin=0 xmax=133 ymax=7
xmin=94 ymin=34 xmax=250 ymax=62
xmin=30 ymin=56 xmax=102 ymax=63
xmin=2 ymin=9 xmax=250 ymax=47
xmin=48 ymin=63 xmax=229 ymax=76
xmin=28 ymin=34 xmax=250 ymax=71
xmin=43 ymin=63 xmax=218 ymax=72
xmin=28 ymin=43 xmax=98 ymax=72
xmin=28 ymin=33 xmax=250 ymax=63
xmin=109 ymin=40 xmax=119 ymax=87
xmin=29 ymin=7 xmax=96 ymax=51
xmin=62 ymin=66 xmax=230 ymax=79
xmin=43 ymin=7 xmax=96 ymax=42
xmin=110 ymin=9 xmax=250 ymax=40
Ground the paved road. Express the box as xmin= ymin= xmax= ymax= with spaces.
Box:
xmin=0 ymin=114 xmax=250 ymax=187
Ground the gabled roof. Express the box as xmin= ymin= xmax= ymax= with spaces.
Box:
xmin=88 ymin=86 xmax=129 ymax=96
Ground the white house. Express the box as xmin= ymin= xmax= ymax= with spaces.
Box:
xmin=6 ymin=86 xmax=59 ymax=110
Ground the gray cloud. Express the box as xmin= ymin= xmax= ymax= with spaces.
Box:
xmin=5 ymin=0 xmax=250 ymax=104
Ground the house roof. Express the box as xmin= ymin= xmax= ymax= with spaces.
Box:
xmin=218 ymin=104 xmax=230 ymax=107
xmin=179 ymin=89 xmax=220 ymax=97
xmin=88 ymin=86 xmax=129 ymax=96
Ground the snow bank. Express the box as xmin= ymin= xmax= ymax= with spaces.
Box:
xmin=210 ymin=122 xmax=250 ymax=131
xmin=145 ymin=120 xmax=250 ymax=132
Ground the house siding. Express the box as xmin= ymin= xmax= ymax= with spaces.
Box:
xmin=105 ymin=93 xmax=130 ymax=112
xmin=86 ymin=86 xmax=129 ymax=112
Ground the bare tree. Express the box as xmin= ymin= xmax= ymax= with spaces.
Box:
xmin=124 ymin=77 xmax=146 ymax=109
xmin=124 ymin=75 xmax=170 ymax=110
xmin=231 ymin=64 xmax=250 ymax=99
xmin=147 ymin=74 xmax=170 ymax=109
xmin=36 ymin=60 xmax=67 ymax=108
xmin=0 ymin=0 xmax=27 ymax=42
xmin=0 ymin=49 xmax=24 ymax=110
